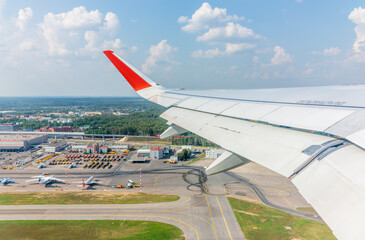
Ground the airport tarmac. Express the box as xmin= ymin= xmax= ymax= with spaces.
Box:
xmin=0 ymin=166 xmax=245 ymax=240
xmin=0 ymin=155 xmax=320 ymax=240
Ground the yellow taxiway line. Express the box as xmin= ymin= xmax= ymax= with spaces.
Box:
xmin=216 ymin=196 xmax=233 ymax=240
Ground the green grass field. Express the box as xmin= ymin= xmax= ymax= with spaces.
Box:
xmin=183 ymin=153 xmax=206 ymax=166
xmin=0 ymin=192 xmax=179 ymax=205
xmin=0 ymin=220 xmax=184 ymax=240
xmin=228 ymin=197 xmax=336 ymax=240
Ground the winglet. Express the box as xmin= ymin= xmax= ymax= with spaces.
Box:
xmin=103 ymin=50 xmax=153 ymax=91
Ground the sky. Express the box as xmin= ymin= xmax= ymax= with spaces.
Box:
xmin=1 ymin=0 xmax=365 ymax=97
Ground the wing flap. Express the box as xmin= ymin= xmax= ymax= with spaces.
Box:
xmin=292 ymin=145 xmax=365 ymax=240
xmin=161 ymin=107 xmax=334 ymax=177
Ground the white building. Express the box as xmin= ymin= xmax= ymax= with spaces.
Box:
xmin=182 ymin=145 xmax=193 ymax=151
xmin=0 ymin=134 xmax=48 ymax=152
xmin=137 ymin=149 xmax=150 ymax=157
xmin=109 ymin=144 xmax=129 ymax=151
xmin=150 ymin=146 xmax=163 ymax=159
xmin=206 ymin=149 xmax=225 ymax=159
xmin=43 ymin=142 xmax=68 ymax=153
xmin=71 ymin=145 xmax=87 ymax=152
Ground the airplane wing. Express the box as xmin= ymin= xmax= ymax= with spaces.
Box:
xmin=31 ymin=175 xmax=45 ymax=178
xmin=103 ymin=50 xmax=365 ymax=240
xmin=50 ymin=177 xmax=66 ymax=183
xmin=26 ymin=179 xmax=39 ymax=182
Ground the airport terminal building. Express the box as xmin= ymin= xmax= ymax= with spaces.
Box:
xmin=0 ymin=134 xmax=48 ymax=152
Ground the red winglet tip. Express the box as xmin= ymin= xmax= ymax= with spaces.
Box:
xmin=103 ymin=50 xmax=152 ymax=91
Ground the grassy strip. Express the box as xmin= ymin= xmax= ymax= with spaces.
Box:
xmin=0 ymin=220 xmax=184 ymax=240
xmin=228 ymin=197 xmax=336 ymax=240
xmin=183 ymin=153 xmax=206 ymax=166
xmin=0 ymin=192 xmax=179 ymax=205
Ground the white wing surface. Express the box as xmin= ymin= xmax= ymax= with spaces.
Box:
xmin=103 ymin=50 xmax=365 ymax=240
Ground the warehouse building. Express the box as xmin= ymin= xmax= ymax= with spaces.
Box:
xmin=71 ymin=145 xmax=87 ymax=152
xmin=109 ymin=144 xmax=129 ymax=151
xmin=137 ymin=149 xmax=150 ymax=157
xmin=0 ymin=134 xmax=48 ymax=152
xmin=43 ymin=142 xmax=68 ymax=153
xmin=136 ymin=145 xmax=165 ymax=159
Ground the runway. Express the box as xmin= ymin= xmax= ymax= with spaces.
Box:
xmin=0 ymin=194 xmax=244 ymax=240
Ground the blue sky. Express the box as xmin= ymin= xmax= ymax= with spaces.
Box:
xmin=1 ymin=0 xmax=365 ymax=96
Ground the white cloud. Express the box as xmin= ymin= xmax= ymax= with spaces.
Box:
xmin=226 ymin=43 xmax=255 ymax=53
xmin=142 ymin=40 xmax=177 ymax=74
xmin=192 ymin=48 xmax=221 ymax=58
xmin=103 ymin=38 xmax=122 ymax=49
xmin=197 ymin=22 xmax=260 ymax=42
xmin=179 ymin=3 xmax=261 ymax=59
xmin=349 ymin=6 xmax=365 ymax=53
xmin=103 ymin=12 xmax=119 ymax=31
xmin=179 ymin=2 xmax=243 ymax=32
xmin=230 ymin=65 xmax=239 ymax=71
xmin=312 ymin=47 xmax=341 ymax=56
xmin=16 ymin=7 xmax=33 ymax=31
xmin=43 ymin=6 xmax=102 ymax=29
xmin=41 ymin=6 xmax=103 ymax=56
xmin=302 ymin=68 xmax=314 ymax=76
xmin=38 ymin=6 xmax=122 ymax=56
xmin=253 ymin=56 xmax=259 ymax=63
xmin=130 ymin=46 xmax=138 ymax=52
xmin=178 ymin=16 xmax=188 ymax=23
xmin=18 ymin=40 xmax=35 ymax=51
xmin=192 ymin=43 xmax=255 ymax=58
xmin=270 ymin=46 xmax=293 ymax=65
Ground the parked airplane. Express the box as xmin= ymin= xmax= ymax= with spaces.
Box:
xmin=74 ymin=176 xmax=101 ymax=188
xmin=104 ymin=50 xmax=365 ymax=240
xmin=68 ymin=162 xmax=76 ymax=169
xmin=0 ymin=178 xmax=15 ymax=185
xmin=26 ymin=175 xmax=65 ymax=185
xmin=37 ymin=163 xmax=46 ymax=169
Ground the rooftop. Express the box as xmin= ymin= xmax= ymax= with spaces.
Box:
xmin=0 ymin=134 xmax=46 ymax=141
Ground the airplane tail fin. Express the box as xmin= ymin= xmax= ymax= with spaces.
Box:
xmin=82 ymin=179 xmax=85 ymax=188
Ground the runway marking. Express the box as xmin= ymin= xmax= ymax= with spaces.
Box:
xmin=0 ymin=209 xmax=213 ymax=229
xmin=248 ymin=187 xmax=261 ymax=202
xmin=276 ymin=189 xmax=294 ymax=207
xmin=153 ymin=176 xmax=158 ymax=192
xmin=216 ymin=196 xmax=233 ymax=240
xmin=174 ymin=197 xmax=207 ymax=210
xmin=0 ymin=214 xmax=200 ymax=240
xmin=206 ymin=195 xmax=217 ymax=240
xmin=269 ymin=186 xmax=295 ymax=191
xmin=224 ymin=185 xmax=228 ymax=194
